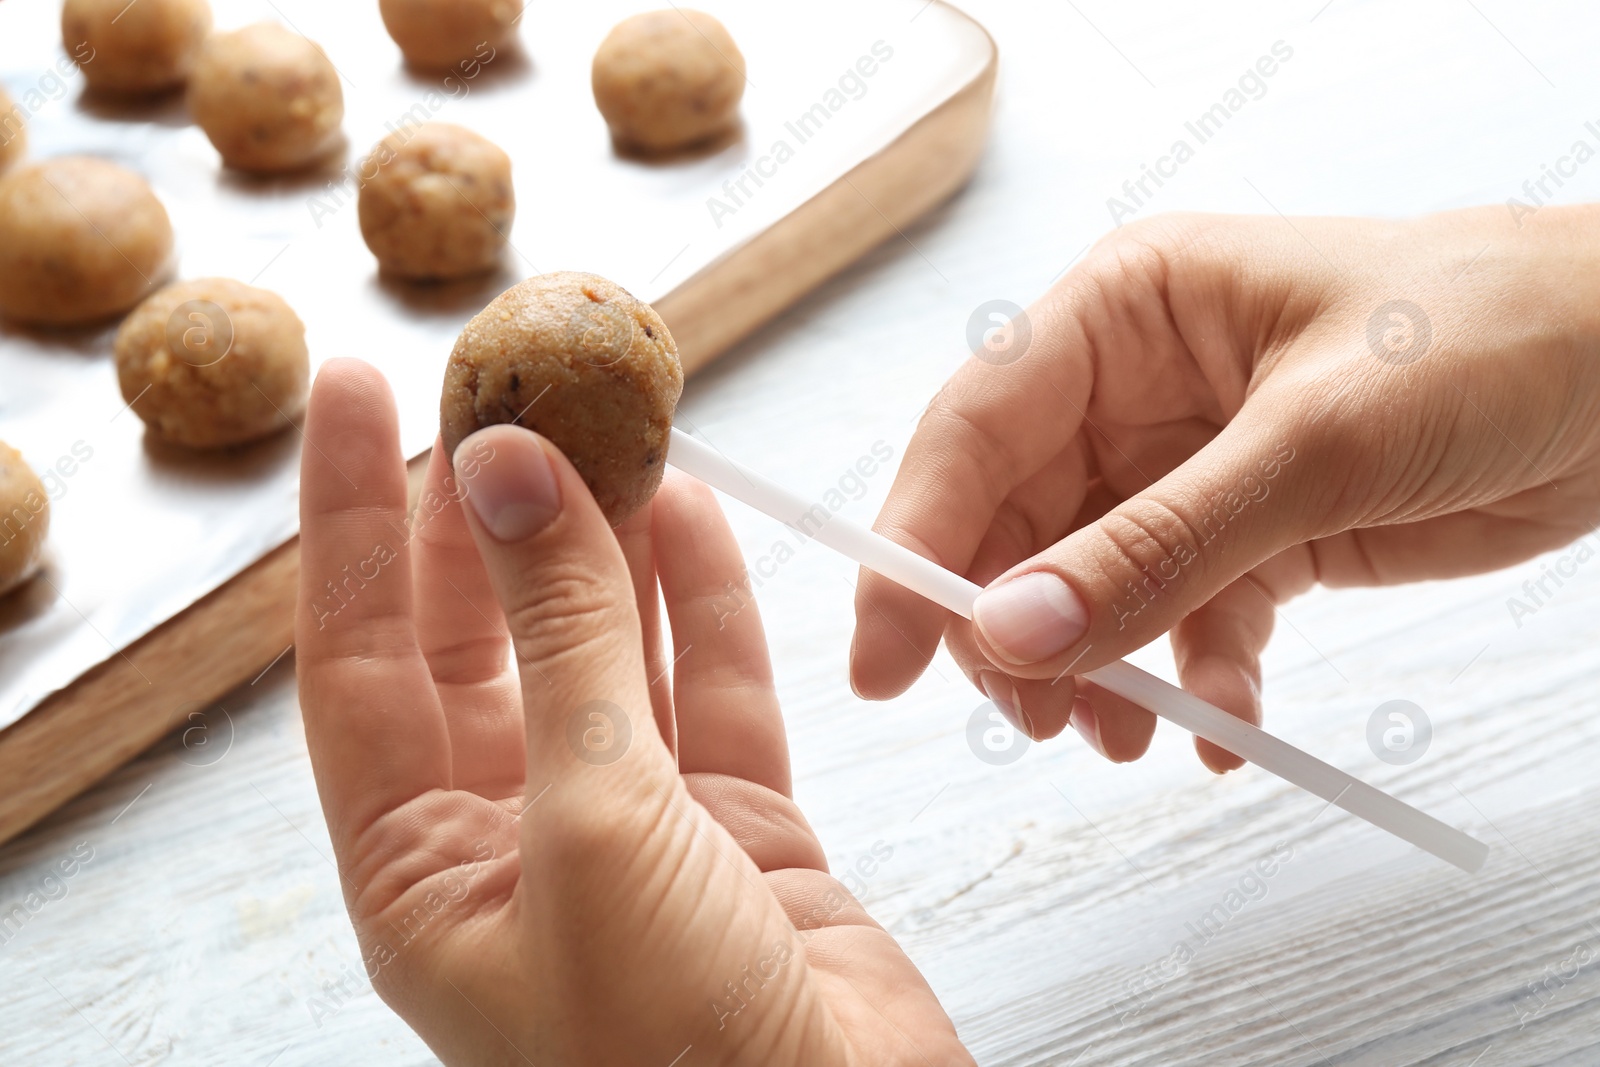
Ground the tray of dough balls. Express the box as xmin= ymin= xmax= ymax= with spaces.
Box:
xmin=0 ymin=0 xmax=992 ymax=725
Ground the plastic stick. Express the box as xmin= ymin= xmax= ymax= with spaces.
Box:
xmin=667 ymin=428 xmax=1489 ymax=873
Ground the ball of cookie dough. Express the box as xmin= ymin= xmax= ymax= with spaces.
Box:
xmin=378 ymin=0 xmax=515 ymax=70
xmin=113 ymin=278 xmax=310 ymax=449
xmin=358 ymin=123 xmax=514 ymax=280
xmin=62 ymin=0 xmax=212 ymax=95
xmin=592 ymin=10 xmax=745 ymax=153
xmin=0 ymin=88 xmax=25 ymax=172
xmin=188 ymin=23 xmax=344 ymax=173
xmin=0 ymin=444 xmax=50 ymax=598
xmin=441 ymin=272 xmax=683 ymax=525
xmin=0 ymin=157 xmax=173 ymax=326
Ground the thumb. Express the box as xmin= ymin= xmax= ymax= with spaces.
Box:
xmin=970 ymin=423 xmax=1313 ymax=680
xmin=452 ymin=425 xmax=669 ymax=803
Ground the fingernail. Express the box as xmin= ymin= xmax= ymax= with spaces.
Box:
xmin=973 ymin=572 xmax=1089 ymax=665
xmin=456 ymin=431 xmax=561 ymax=542
xmin=979 ymin=671 xmax=1025 ymax=734
xmin=1070 ymin=697 xmax=1108 ymax=759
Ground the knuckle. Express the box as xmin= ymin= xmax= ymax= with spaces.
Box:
xmin=423 ymin=632 xmax=510 ymax=685
xmin=1081 ymin=212 xmax=1215 ymax=281
xmin=1096 ymin=497 xmax=1212 ymax=590
xmin=1066 ymin=216 xmax=1221 ymax=358
xmin=501 ymin=565 xmax=634 ymax=668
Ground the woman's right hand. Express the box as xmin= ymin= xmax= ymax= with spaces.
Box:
xmin=852 ymin=206 xmax=1600 ymax=770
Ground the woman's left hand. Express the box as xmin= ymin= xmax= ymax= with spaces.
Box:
xmin=295 ymin=359 xmax=969 ymax=1066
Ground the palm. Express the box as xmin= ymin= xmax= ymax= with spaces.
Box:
xmin=296 ymin=361 xmax=967 ymax=1067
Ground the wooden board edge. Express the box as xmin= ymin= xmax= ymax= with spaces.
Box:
xmin=0 ymin=541 xmax=299 ymax=845
xmin=0 ymin=9 xmax=999 ymax=847
xmin=0 ymin=454 xmax=429 ymax=846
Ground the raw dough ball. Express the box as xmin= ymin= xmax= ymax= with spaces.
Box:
xmin=358 ymin=123 xmax=514 ymax=280
xmin=0 ymin=88 xmax=25 ymax=172
xmin=0 ymin=157 xmax=173 ymax=326
xmin=188 ymin=23 xmax=344 ymax=173
xmin=378 ymin=0 xmax=516 ymax=70
xmin=592 ymin=10 xmax=745 ymax=153
xmin=113 ymin=278 xmax=310 ymax=449
xmin=62 ymin=0 xmax=212 ymax=94
xmin=0 ymin=444 xmax=50 ymax=598
xmin=441 ymin=272 xmax=683 ymax=525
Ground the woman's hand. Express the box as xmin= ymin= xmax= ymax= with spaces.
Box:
xmin=296 ymin=360 xmax=970 ymax=1067
xmin=852 ymin=206 xmax=1600 ymax=770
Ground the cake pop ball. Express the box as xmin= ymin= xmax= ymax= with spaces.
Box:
xmin=358 ymin=123 xmax=514 ymax=280
xmin=440 ymin=272 xmax=683 ymax=526
xmin=591 ymin=10 xmax=745 ymax=153
xmin=188 ymin=23 xmax=344 ymax=173
xmin=0 ymin=157 xmax=173 ymax=326
xmin=0 ymin=444 xmax=50 ymax=598
xmin=113 ymin=278 xmax=310 ymax=449
xmin=61 ymin=0 xmax=213 ymax=95
xmin=378 ymin=0 xmax=517 ymax=70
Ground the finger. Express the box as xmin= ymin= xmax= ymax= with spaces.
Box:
xmin=969 ymin=402 xmax=1326 ymax=682
xmin=942 ymin=442 xmax=1095 ymax=740
xmin=411 ymin=438 xmax=523 ymax=797
xmin=296 ymin=359 xmax=451 ymax=848
xmin=414 ymin=438 xmax=508 ymax=680
xmin=940 ymin=476 xmax=1158 ymax=758
xmin=682 ymin=773 xmax=826 ymax=873
xmin=1170 ymin=576 xmax=1276 ymax=773
xmin=451 ymin=425 xmax=669 ymax=817
xmin=851 ymin=294 xmax=1100 ymax=700
xmin=653 ymin=470 xmax=791 ymax=797
xmin=614 ymin=499 xmax=675 ymax=756
xmin=1072 ymin=683 xmax=1157 ymax=763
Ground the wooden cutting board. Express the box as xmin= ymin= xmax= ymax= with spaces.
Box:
xmin=0 ymin=3 xmax=996 ymax=846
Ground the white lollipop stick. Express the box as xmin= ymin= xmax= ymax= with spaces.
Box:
xmin=667 ymin=428 xmax=1489 ymax=874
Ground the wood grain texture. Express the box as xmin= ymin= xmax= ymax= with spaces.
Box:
xmin=0 ymin=455 xmax=436 ymax=849
xmin=0 ymin=540 xmax=298 ymax=847
xmin=0 ymin=3 xmax=998 ymax=848
xmin=6 ymin=1 xmax=1600 ymax=1065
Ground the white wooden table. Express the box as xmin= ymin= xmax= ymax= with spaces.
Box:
xmin=5 ymin=1 xmax=1600 ymax=1063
